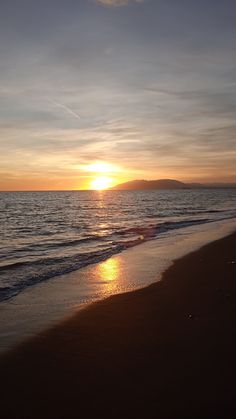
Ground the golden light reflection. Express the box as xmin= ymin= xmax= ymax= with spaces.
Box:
xmin=98 ymin=258 xmax=121 ymax=283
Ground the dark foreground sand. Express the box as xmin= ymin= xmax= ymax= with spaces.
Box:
xmin=1 ymin=233 xmax=236 ymax=419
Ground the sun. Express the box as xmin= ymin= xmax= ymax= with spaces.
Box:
xmin=90 ymin=176 xmax=112 ymax=190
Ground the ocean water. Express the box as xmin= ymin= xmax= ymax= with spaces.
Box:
xmin=1 ymin=189 xmax=236 ymax=303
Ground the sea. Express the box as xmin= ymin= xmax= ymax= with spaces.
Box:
xmin=1 ymin=189 xmax=236 ymax=305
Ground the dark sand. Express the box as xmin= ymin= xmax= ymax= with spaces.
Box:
xmin=1 ymin=233 xmax=236 ymax=419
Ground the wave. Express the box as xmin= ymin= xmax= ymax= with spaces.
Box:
xmin=0 ymin=247 xmax=121 ymax=302
xmin=2 ymin=235 xmax=107 ymax=257
xmin=0 ymin=217 xmax=214 ymax=303
xmin=116 ymin=218 xmax=210 ymax=239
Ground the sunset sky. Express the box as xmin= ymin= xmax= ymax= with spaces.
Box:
xmin=0 ymin=0 xmax=236 ymax=190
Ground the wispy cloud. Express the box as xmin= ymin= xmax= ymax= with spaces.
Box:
xmin=96 ymin=0 xmax=144 ymax=7
xmin=49 ymin=99 xmax=81 ymax=120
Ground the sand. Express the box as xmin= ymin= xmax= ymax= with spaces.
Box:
xmin=1 ymin=232 xmax=236 ymax=418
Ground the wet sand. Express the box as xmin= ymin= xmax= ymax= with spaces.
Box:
xmin=1 ymin=232 xmax=236 ymax=418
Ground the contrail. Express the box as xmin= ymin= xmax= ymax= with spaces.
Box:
xmin=49 ymin=99 xmax=81 ymax=120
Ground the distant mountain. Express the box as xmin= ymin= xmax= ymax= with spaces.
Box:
xmin=112 ymin=179 xmax=236 ymax=190
xmin=112 ymin=179 xmax=188 ymax=190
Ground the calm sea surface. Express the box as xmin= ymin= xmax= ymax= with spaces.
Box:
xmin=1 ymin=189 xmax=236 ymax=302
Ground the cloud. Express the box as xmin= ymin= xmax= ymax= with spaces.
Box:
xmin=49 ymin=99 xmax=81 ymax=120
xmin=96 ymin=0 xmax=143 ymax=6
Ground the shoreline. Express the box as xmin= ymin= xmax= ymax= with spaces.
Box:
xmin=1 ymin=217 xmax=236 ymax=353
xmin=1 ymin=231 xmax=236 ymax=418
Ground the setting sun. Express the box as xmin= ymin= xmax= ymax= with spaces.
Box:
xmin=90 ymin=177 xmax=113 ymax=190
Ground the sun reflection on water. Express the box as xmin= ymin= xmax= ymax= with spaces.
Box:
xmin=98 ymin=258 xmax=120 ymax=281
xmin=97 ymin=257 xmax=121 ymax=295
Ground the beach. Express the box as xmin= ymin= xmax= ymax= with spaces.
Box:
xmin=1 ymin=232 xmax=236 ymax=418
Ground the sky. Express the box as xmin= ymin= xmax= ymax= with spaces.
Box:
xmin=0 ymin=0 xmax=236 ymax=190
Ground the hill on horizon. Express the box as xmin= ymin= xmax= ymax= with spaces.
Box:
xmin=111 ymin=179 xmax=236 ymax=190
xmin=112 ymin=179 xmax=187 ymax=190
